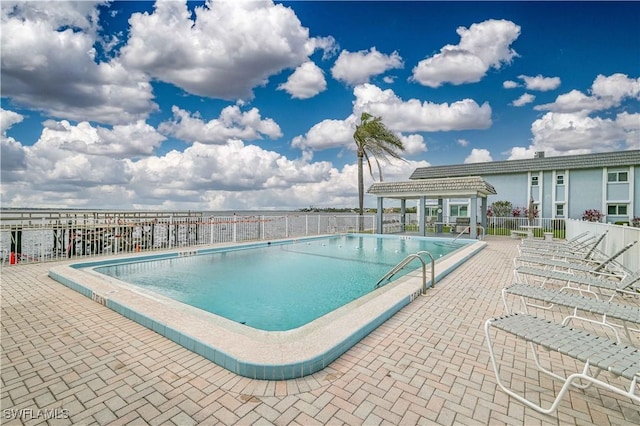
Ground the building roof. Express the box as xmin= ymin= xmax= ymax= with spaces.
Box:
xmin=367 ymin=176 xmax=497 ymax=199
xmin=410 ymin=150 xmax=640 ymax=180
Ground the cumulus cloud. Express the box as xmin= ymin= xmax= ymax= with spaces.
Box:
xmin=464 ymin=148 xmax=492 ymax=163
xmin=120 ymin=0 xmax=324 ymax=101
xmin=1 ymin=108 xmax=24 ymax=136
xmin=518 ymin=74 xmax=561 ymax=91
xmin=506 ymin=110 xmax=639 ymax=158
xmin=512 ymin=93 xmax=536 ymax=107
xmin=1 ymin=1 xmax=157 ymax=125
xmin=353 ymin=83 xmax=492 ymax=132
xmin=400 ymin=134 xmax=428 ymax=155
xmin=503 ymin=80 xmax=519 ymax=89
xmin=292 ymin=83 xmax=492 ymax=153
xmin=278 ymin=61 xmax=327 ymax=99
xmin=159 ymin=105 xmax=282 ymax=144
xmin=457 ymin=139 xmax=470 ymax=147
xmin=412 ymin=19 xmax=520 ymax=87
xmin=331 ymin=47 xmax=403 ymax=86
xmin=291 ymin=116 xmax=358 ymax=152
xmin=43 ymin=120 xmax=166 ymax=159
xmin=535 ymin=73 xmax=640 ymax=113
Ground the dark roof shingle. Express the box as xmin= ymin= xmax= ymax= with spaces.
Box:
xmin=410 ymin=150 xmax=640 ymax=180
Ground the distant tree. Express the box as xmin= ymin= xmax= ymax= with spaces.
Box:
xmin=353 ymin=112 xmax=405 ymax=230
xmin=489 ymin=201 xmax=512 ymax=217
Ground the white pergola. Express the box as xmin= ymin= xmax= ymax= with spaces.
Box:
xmin=367 ymin=176 xmax=497 ymax=238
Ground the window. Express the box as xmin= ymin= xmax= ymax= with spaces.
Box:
xmin=608 ymin=171 xmax=628 ymax=182
xmin=531 ymin=176 xmax=539 ymax=186
xmin=450 ymin=205 xmax=468 ymax=217
xmin=607 ymin=204 xmax=628 ymax=215
xmin=555 ymin=204 xmax=565 ymax=217
xmin=556 ymin=174 xmax=564 ymax=185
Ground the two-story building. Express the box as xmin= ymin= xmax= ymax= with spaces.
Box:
xmin=408 ymin=150 xmax=640 ymax=224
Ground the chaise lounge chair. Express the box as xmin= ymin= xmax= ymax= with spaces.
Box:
xmin=519 ymin=231 xmax=593 ymax=249
xmin=514 ymin=240 xmax=637 ymax=278
xmin=518 ymin=232 xmax=608 ymax=260
xmin=485 ymin=313 xmax=640 ymax=414
xmin=502 ymin=282 xmax=640 ymax=343
xmin=513 ymin=266 xmax=640 ymax=300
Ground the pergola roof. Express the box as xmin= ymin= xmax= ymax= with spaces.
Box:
xmin=367 ymin=176 xmax=497 ymax=199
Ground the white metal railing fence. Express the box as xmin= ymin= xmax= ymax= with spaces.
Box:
xmin=485 ymin=216 xmax=568 ymax=238
xmin=0 ymin=213 xmax=377 ymax=266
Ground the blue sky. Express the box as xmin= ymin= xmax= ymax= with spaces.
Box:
xmin=1 ymin=1 xmax=639 ymax=210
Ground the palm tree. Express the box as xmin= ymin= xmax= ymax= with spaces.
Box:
xmin=353 ymin=112 xmax=405 ymax=230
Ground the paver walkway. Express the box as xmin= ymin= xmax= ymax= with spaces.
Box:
xmin=2 ymin=237 xmax=639 ymax=425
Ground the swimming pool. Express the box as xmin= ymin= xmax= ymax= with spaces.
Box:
xmin=92 ymin=235 xmax=464 ymax=331
xmin=49 ymin=234 xmax=486 ymax=379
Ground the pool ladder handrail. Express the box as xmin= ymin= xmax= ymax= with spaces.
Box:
xmin=374 ymin=251 xmax=435 ymax=295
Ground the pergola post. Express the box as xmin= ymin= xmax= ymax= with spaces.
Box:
xmin=376 ymin=197 xmax=384 ymax=234
xmin=418 ymin=196 xmax=426 ymax=236
xmin=469 ymin=195 xmax=478 ymax=239
xmin=400 ymin=199 xmax=406 ymax=232
xmin=481 ymin=197 xmax=488 ymax=230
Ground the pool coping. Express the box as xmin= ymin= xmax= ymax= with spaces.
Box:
xmin=48 ymin=234 xmax=486 ymax=380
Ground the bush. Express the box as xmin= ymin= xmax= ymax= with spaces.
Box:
xmin=582 ymin=209 xmax=604 ymax=222
xmin=632 ymin=217 xmax=640 ymax=228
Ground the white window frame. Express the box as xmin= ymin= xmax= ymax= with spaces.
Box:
xmin=607 ymin=204 xmax=628 ymax=215
xmin=608 ymin=171 xmax=629 ymax=183
xmin=450 ymin=205 xmax=468 ymax=217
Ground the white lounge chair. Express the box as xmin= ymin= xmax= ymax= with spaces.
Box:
xmin=502 ymin=282 xmax=640 ymax=343
xmin=515 ymin=241 xmax=637 ymax=278
xmin=518 ymin=232 xmax=608 ymax=260
xmin=485 ymin=313 xmax=640 ymax=414
xmin=514 ymin=266 xmax=640 ymax=300
xmin=519 ymin=231 xmax=593 ymax=249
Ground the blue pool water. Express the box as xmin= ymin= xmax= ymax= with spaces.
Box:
xmin=93 ymin=234 xmax=466 ymax=331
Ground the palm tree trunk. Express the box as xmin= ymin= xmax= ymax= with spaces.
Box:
xmin=358 ymin=151 xmax=364 ymax=231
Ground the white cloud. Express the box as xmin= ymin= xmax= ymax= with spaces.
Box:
xmin=291 ymin=84 xmax=491 ymax=155
xmin=278 ymin=61 xmax=327 ymax=99
xmin=1 ymin=108 xmax=24 ymax=136
xmin=591 ymin=73 xmax=640 ymax=101
xmin=159 ymin=105 xmax=282 ymax=144
xmin=291 ymin=116 xmax=358 ymax=152
xmin=42 ymin=120 xmax=165 ymax=158
xmin=292 ymin=83 xmax=492 ymax=153
xmin=505 ymin=111 xmax=636 ymax=157
xmin=512 ymin=93 xmax=536 ymax=107
xmin=503 ymin=80 xmax=519 ymax=89
xmin=457 ymin=139 xmax=469 ymax=147
xmin=535 ymin=73 xmax=640 ymax=113
xmin=1 ymin=1 xmax=156 ymax=125
xmin=331 ymin=47 xmax=403 ymax=86
xmin=120 ymin=0 xmax=323 ymax=100
xmin=412 ymin=19 xmax=520 ymax=87
xmin=353 ymin=84 xmax=492 ymax=132
xmin=518 ymin=74 xmax=561 ymax=91
xmin=464 ymin=148 xmax=492 ymax=163
xmin=400 ymin=134 xmax=427 ymax=155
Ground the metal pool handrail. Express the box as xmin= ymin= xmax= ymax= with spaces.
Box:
xmin=374 ymin=251 xmax=435 ymax=295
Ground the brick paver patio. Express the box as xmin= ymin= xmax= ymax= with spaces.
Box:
xmin=2 ymin=236 xmax=639 ymax=425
